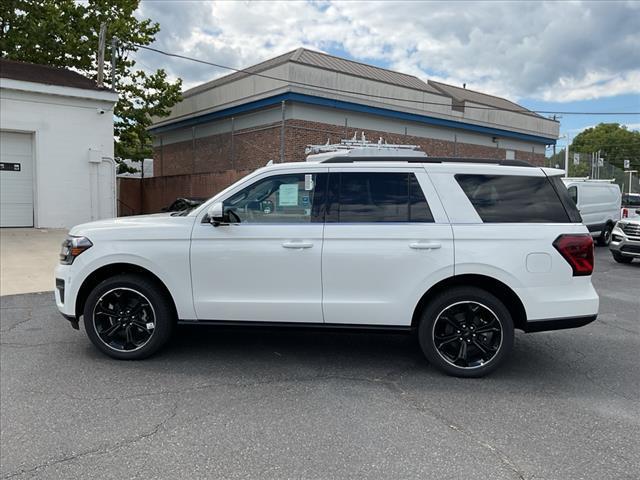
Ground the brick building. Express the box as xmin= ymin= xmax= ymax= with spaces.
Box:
xmin=134 ymin=48 xmax=558 ymax=213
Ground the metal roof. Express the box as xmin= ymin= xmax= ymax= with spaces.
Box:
xmin=181 ymin=48 xmax=538 ymax=117
xmin=182 ymin=49 xmax=296 ymax=98
xmin=184 ymin=47 xmax=443 ymax=98
xmin=427 ymin=80 xmax=541 ymax=118
xmin=292 ymin=49 xmax=440 ymax=93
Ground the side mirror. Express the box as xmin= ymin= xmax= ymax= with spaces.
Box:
xmin=207 ymin=202 xmax=225 ymax=226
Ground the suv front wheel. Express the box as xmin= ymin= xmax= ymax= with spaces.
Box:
xmin=418 ymin=287 xmax=514 ymax=377
xmin=83 ymin=274 xmax=174 ymax=359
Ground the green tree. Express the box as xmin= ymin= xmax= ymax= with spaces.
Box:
xmin=1 ymin=0 xmax=182 ymax=173
xmin=572 ymin=123 xmax=640 ymax=172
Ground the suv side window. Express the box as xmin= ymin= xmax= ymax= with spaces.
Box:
xmin=223 ymin=173 xmax=325 ymax=223
xmin=326 ymin=172 xmax=434 ymax=223
xmin=568 ymin=186 xmax=578 ymax=205
xmin=455 ymin=174 xmax=572 ymax=223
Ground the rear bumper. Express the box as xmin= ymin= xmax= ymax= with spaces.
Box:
xmin=514 ymin=277 xmax=599 ymax=322
xmin=523 ymin=314 xmax=597 ymax=333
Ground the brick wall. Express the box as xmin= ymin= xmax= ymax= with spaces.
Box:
xmin=117 ymin=177 xmax=141 ymax=216
xmin=138 ymin=117 xmax=546 ymax=214
xmin=154 ymin=118 xmax=545 ymax=177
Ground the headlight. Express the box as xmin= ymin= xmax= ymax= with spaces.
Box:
xmin=59 ymin=236 xmax=93 ymax=265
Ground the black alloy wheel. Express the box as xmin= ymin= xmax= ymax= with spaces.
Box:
xmin=432 ymin=301 xmax=502 ymax=369
xmin=418 ymin=287 xmax=514 ymax=377
xmin=93 ymin=287 xmax=156 ymax=352
xmin=83 ymin=274 xmax=174 ymax=359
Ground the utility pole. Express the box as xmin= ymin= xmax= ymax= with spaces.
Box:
xmin=96 ymin=23 xmax=107 ymax=87
xmin=110 ymin=36 xmax=119 ymax=90
xmin=626 ymin=170 xmax=638 ymax=195
xmin=552 ymin=115 xmax=562 ymax=158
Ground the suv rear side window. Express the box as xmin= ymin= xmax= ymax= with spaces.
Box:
xmin=326 ymin=172 xmax=434 ymax=223
xmin=455 ymin=174 xmax=572 ymax=223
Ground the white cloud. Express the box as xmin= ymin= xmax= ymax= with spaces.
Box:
xmin=135 ymin=1 xmax=640 ymax=102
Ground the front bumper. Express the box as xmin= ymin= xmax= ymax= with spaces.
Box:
xmin=609 ymin=225 xmax=640 ymax=258
xmin=55 ymin=276 xmax=79 ymax=329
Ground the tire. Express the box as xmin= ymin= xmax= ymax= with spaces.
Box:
xmin=83 ymin=273 xmax=174 ymax=360
xmin=612 ymin=252 xmax=633 ymax=264
xmin=597 ymin=223 xmax=613 ymax=246
xmin=418 ymin=287 xmax=514 ymax=378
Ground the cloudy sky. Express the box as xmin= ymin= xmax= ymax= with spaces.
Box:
xmin=135 ymin=0 xmax=640 ymax=150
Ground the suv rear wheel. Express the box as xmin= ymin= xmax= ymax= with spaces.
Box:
xmin=418 ymin=287 xmax=514 ymax=377
xmin=83 ymin=274 xmax=174 ymax=359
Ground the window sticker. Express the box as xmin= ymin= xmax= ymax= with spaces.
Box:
xmin=279 ymin=184 xmax=299 ymax=206
xmin=304 ymin=174 xmax=314 ymax=191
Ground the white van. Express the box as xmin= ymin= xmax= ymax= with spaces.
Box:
xmin=562 ymin=178 xmax=621 ymax=245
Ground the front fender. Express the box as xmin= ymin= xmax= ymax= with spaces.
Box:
xmin=59 ymin=246 xmax=195 ymax=320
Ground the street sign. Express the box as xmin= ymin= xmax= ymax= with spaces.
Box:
xmin=598 ymin=158 xmax=604 ymax=167
xmin=573 ymin=153 xmax=580 ymax=165
xmin=624 ymin=159 xmax=630 ymax=169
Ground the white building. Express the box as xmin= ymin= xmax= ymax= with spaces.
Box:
xmin=0 ymin=59 xmax=118 ymax=228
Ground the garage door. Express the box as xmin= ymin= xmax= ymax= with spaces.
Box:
xmin=1 ymin=131 xmax=34 ymax=227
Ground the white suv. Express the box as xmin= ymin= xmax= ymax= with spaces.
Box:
xmin=55 ymin=157 xmax=599 ymax=377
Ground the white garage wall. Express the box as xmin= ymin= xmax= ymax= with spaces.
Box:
xmin=0 ymin=80 xmax=118 ymax=228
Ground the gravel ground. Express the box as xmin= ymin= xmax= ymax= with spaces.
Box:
xmin=1 ymin=247 xmax=638 ymax=479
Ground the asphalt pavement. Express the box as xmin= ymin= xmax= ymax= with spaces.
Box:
xmin=1 ymin=248 xmax=638 ymax=479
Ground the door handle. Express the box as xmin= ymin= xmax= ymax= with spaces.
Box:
xmin=282 ymin=241 xmax=314 ymax=249
xmin=409 ymin=241 xmax=441 ymax=250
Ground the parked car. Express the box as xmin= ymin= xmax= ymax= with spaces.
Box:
xmin=562 ymin=178 xmax=621 ymax=246
xmin=56 ymin=157 xmax=599 ymax=377
xmin=161 ymin=197 xmax=205 ymax=213
xmin=621 ymin=193 xmax=640 ymax=219
xmin=610 ymin=213 xmax=640 ymax=264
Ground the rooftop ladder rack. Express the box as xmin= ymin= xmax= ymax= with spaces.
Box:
xmin=305 ymin=132 xmax=426 ymax=162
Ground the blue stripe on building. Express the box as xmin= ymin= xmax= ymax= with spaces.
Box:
xmin=150 ymin=91 xmax=556 ymax=145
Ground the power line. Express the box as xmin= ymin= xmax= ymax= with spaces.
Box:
xmin=134 ymin=44 xmax=640 ymax=116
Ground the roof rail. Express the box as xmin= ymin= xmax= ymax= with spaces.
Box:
xmin=320 ymin=156 xmax=534 ymax=167
xmin=562 ymin=177 xmax=616 ymax=183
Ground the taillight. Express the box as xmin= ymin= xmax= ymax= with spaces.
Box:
xmin=553 ymin=234 xmax=594 ymax=276
xmin=622 ymin=208 xmax=628 ymax=218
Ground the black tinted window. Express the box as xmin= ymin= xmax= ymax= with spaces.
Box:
xmin=548 ymin=176 xmax=582 ymax=223
xmin=455 ymin=174 xmax=571 ymax=223
xmin=327 ymin=172 xmax=433 ymax=223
